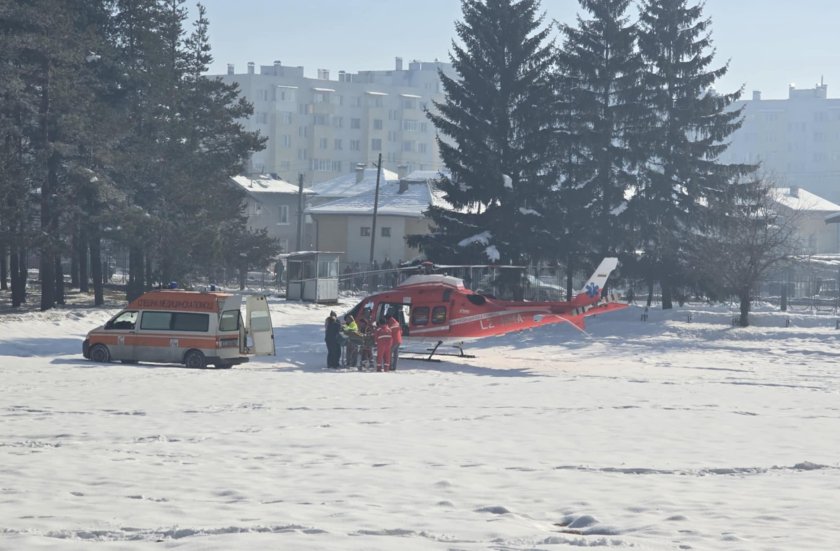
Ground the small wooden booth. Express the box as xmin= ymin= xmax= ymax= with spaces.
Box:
xmin=285 ymin=251 xmax=341 ymax=303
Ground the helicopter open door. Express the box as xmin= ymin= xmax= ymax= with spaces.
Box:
xmin=245 ymin=295 xmax=276 ymax=355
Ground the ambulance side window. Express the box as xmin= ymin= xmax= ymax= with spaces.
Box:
xmin=107 ymin=311 xmax=137 ymax=330
xmin=140 ymin=312 xmax=171 ymax=330
xmin=172 ymin=313 xmax=209 ymax=332
xmin=219 ymin=310 xmax=240 ymax=331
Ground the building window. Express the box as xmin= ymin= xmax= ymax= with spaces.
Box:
xmin=418 ymin=143 xmax=428 ymax=154
xmin=373 ymin=119 xmax=383 ymax=130
xmin=360 ymin=227 xmax=371 ymax=237
xmin=331 ymin=160 xmax=342 ymax=172
xmin=371 ymin=138 xmax=382 ymax=151
xmin=334 ymin=138 xmax=343 ymax=150
xmin=332 ymin=116 xmax=343 ymax=128
xmin=402 ymin=119 xmax=418 ymax=132
xmin=350 ymin=139 xmax=361 ymax=151
xmin=381 ymin=227 xmax=391 ymax=237
xmin=314 ymin=114 xmax=328 ymax=125
xmin=280 ymin=135 xmax=292 ymax=148
xmin=420 ymin=122 xmax=428 ymax=133
xmin=312 ymin=159 xmax=331 ymax=171
xmin=351 ymin=118 xmax=361 ymax=129
xmin=278 ymin=205 xmax=289 ymax=225
xmin=256 ymin=112 xmax=268 ymax=124
xmin=402 ymin=141 xmax=414 ymax=152
xmin=319 ymin=137 xmax=328 ymax=150
xmin=402 ymin=98 xmax=416 ymax=110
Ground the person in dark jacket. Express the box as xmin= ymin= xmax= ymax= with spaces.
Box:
xmin=325 ymin=311 xmax=341 ymax=368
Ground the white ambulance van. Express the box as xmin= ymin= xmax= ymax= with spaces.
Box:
xmin=82 ymin=290 xmax=275 ymax=369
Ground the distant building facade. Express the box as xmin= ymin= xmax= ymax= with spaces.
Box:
xmin=722 ymin=82 xmax=840 ymax=203
xmin=217 ymin=58 xmax=455 ymax=186
xmin=306 ymin=170 xmax=449 ymax=266
xmin=231 ymin=175 xmax=315 ymax=254
xmin=773 ymin=186 xmax=840 ymax=255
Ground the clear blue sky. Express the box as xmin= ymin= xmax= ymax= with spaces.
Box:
xmin=190 ymin=0 xmax=840 ymax=99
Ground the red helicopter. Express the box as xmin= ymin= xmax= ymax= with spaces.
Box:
xmin=345 ymin=258 xmax=627 ymax=359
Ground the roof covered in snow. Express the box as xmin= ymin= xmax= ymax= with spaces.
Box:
xmin=772 ymin=187 xmax=840 ymax=213
xmin=306 ymin=177 xmax=451 ymax=218
xmin=308 ymin=167 xmax=399 ymax=199
xmin=231 ymin=175 xmax=313 ymax=195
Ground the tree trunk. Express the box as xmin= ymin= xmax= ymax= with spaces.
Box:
xmin=0 ymin=241 xmax=7 ymax=291
xmin=780 ymin=278 xmax=788 ymax=312
xmin=661 ymin=278 xmax=673 ymax=310
xmin=566 ymin=269 xmax=573 ymax=302
xmin=39 ymin=63 xmax=56 ymax=311
xmin=90 ymin=234 xmax=104 ymax=306
xmin=78 ymin=226 xmax=89 ymax=293
xmin=70 ymin=228 xmax=80 ymax=288
xmin=54 ymin=255 xmax=65 ymax=305
xmin=39 ymin=253 xmax=55 ymax=310
xmin=11 ymin=246 xmax=27 ymax=307
xmin=127 ymin=245 xmax=145 ymax=301
xmin=739 ymin=290 xmax=751 ymax=327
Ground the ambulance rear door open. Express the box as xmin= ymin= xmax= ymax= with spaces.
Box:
xmin=245 ymin=295 xmax=276 ymax=355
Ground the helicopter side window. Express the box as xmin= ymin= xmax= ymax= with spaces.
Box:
xmin=442 ymin=289 xmax=452 ymax=302
xmin=466 ymin=294 xmax=487 ymax=306
xmin=412 ymin=306 xmax=429 ymax=326
xmin=432 ymin=306 xmax=447 ymax=324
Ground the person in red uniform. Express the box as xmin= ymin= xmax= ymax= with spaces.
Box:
xmin=386 ymin=311 xmax=402 ymax=371
xmin=374 ymin=317 xmax=392 ymax=372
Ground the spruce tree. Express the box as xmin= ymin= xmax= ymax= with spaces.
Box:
xmin=554 ymin=0 xmax=646 ymax=288
xmin=633 ymin=0 xmax=749 ymax=308
xmin=410 ymin=0 xmax=558 ymax=266
xmin=110 ymin=0 xmax=264 ymax=297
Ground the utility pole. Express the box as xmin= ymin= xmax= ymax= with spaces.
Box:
xmin=295 ymin=173 xmax=304 ymax=252
xmin=368 ymin=153 xmax=383 ymax=266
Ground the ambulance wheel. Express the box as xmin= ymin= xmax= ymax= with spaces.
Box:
xmin=89 ymin=344 xmax=111 ymax=363
xmin=184 ymin=350 xmax=207 ymax=369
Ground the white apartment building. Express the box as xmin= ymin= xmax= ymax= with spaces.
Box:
xmin=722 ymin=82 xmax=840 ymax=203
xmin=217 ymin=57 xmax=455 ymax=186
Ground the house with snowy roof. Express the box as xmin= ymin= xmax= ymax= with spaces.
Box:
xmin=231 ymin=175 xmax=316 ymax=254
xmin=306 ymin=170 xmax=449 ymax=266
xmin=772 ymin=186 xmax=840 ymax=254
xmin=307 ymin=163 xmax=399 ymax=207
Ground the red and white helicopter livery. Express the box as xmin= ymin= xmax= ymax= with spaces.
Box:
xmin=345 ymin=257 xmax=627 ymax=358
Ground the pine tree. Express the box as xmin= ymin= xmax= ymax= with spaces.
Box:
xmin=554 ymin=0 xmax=646 ymax=290
xmin=0 ymin=0 xmax=115 ymax=309
xmin=409 ymin=0 xmax=558 ymax=266
xmin=633 ymin=0 xmax=750 ymax=309
xmin=109 ymin=0 xmax=264 ymax=297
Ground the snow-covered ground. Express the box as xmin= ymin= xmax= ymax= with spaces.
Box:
xmin=1 ymin=296 xmax=839 ymax=550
